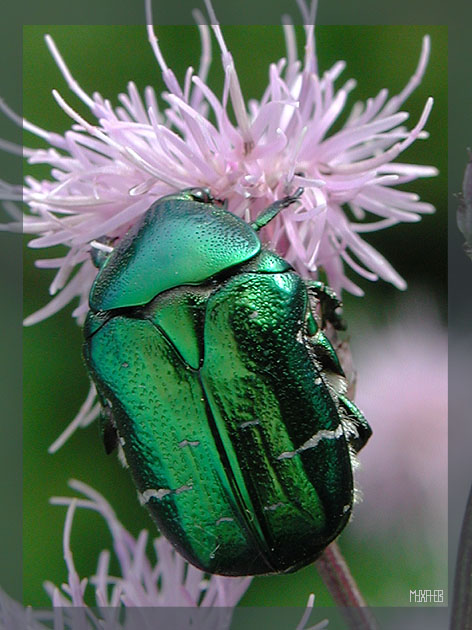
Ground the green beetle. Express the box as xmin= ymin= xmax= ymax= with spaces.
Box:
xmin=83 ymin=188 xmax=371 ymax=576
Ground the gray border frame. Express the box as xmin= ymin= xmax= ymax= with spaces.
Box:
xmin=0 ymin=1 xmax=467 ymax=627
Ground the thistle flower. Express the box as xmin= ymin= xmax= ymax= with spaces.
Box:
xmin=0 ymin=480 xmax=327 ymax=630
xmin=48 ymin=480 xmax=252 ymax=611
xmin=1 ymin=2 xmax=436 ymax=329
xmin=5 ymin=479 xmax=325 ymax=630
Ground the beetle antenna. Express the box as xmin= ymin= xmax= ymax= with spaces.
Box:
xmin=251 ymin=187 xmax=304 ymax=231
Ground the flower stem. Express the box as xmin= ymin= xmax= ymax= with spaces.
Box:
xmin=315 ymin=542 xmax=379 ymax=630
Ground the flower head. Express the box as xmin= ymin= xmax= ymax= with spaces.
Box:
xmin=37 ymin=479 xmax=326 ymax=630
xmin=1 ymin=2 xmax=436 ymax=326
xmin=48 ymin=480 xmax=252 ymax=612
xmin=0 ymin=479 xmax=326 ymax=629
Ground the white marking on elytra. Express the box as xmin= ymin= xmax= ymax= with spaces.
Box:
xmin=342 ymin=504 xmax=351 ymax=514
xmin=263 ymin=502 xmax=285 ymax=512
xmin=138 ymin=482 xmax=194 ymax=505
xmin=175 ymin=483 xmax=193 ymax=494
xmin=138 ymin=488 xmax=171 ymax=505
xmin=215 ymin=516 xmax=234 ymax=525
xmin=239 ymin=419 xmax=260 ymax=429
xmin=178 ymin=439 xmax=200 ymax=448
xmin=277 ymin=424 xmax=344 ymax=460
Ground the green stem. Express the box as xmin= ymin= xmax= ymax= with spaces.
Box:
xmin=315 ymin=542 xmax=379 ymax=630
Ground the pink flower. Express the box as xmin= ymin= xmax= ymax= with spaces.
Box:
xmin=48 ymin=480 xmax=252 ymax=610
xmin=1 ymin=1 xmax=436 ymax=327
xmin=0 ymin=480 xmax=327 ymax=628
xmin=41 ymin=479 xmax=326 ymax=629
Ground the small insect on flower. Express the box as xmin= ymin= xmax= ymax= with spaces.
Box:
xmin=84 ymin=187 xmax=372 ymax=575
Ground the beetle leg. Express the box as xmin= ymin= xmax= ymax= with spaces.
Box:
xmin=307 ymin=327 xmax=345 ymax=379
xmin=337 ymin=394 xmax=372 ymax=453
xmin=251 ymin=188 xmax=304 ymax=231
xmin=306 ymin=281 xmax=346 ymax=331
xmin=98 ymin=398 xmax=119 ymax=455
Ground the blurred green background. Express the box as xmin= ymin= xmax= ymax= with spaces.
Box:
xmin=20 ymin=24 xmax=447 ymax=609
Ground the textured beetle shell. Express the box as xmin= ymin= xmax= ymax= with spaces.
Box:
xmin=83 ymin=192 xmax=370 ymax=576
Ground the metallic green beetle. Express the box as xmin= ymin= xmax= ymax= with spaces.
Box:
xmin=83 ymin=188 xmax=371 ymax=576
